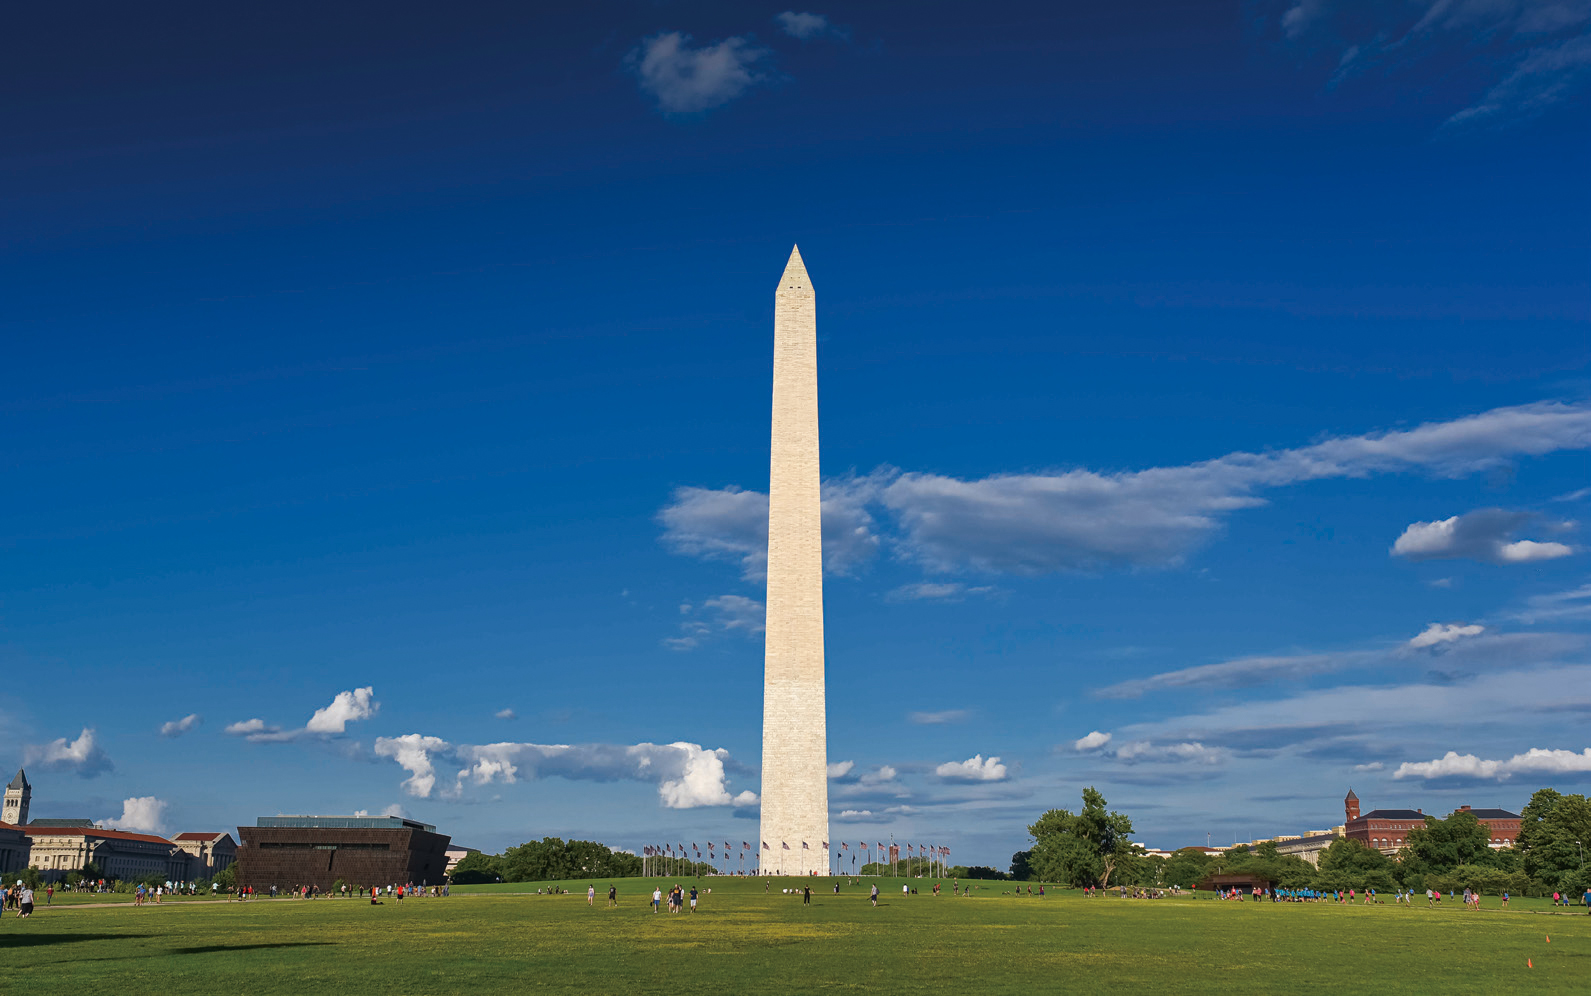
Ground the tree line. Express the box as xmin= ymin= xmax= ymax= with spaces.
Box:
xmin=1006 ymin=786 xmax=1591 ymax=898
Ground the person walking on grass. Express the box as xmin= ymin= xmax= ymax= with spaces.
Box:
xmin=690 ymin=886 xmax=699 ymax=912
xmin=870 ymin=884 xmax=878 ymax=907
xmin=802 ymin=886 xmax=810 ymax=906
xmin=18 ymin=885 xmax=33 ymax=918
xmin=587 ymin=885 xmax=595 ymax=908
xmin=608 ymin=885 xmax=617 ymax=908
xmin=651 ymin=887 xmax=661 ymax=913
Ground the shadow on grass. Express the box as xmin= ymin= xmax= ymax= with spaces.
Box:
xmin=170 ymin=942 xmax=336 ymax=955
xmin=0 ymin=933 xmax=151 ymax=949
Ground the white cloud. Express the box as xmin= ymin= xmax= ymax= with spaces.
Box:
xmin=627 ymin=32 xmax=774 ymax=114
xmin=1394 ymin=747 xmax=1591 ymax=781
xmin=105 ymin=796 xmax=167 ymax=834
xmin=665 ymin=594 xmax=766 ymax=649
xmin=704 ymin=594 xmax=765 ymax=633
xmin=835 ymin=809 xmax=890 ymax=823
xmin=1407 ymin=622 xmax=1485 ymax=649
xmin=732 ymin=790 xmax=760 ymax=807
xmin=159 ymin=714 xmax=202 ymax=738
xmin=908 ymin=710 xmax=969 ymax=725
xmin=353 ymin=804 xmax=406 ymax=819
xmin=305 ymin=687 xmax=378 ymax=734
xmin=1392 ymin=508 xmax=1574 ymax=564
xmin=228 ymin=687 xmax=379 ymax=742
xmin=935 ymin=754 xmax=1009 ymax=782
xmin=664 ymin=402 xmax=1591 ymax=577
xmin=225 ymin=718 xmax=277 ymax=737
xmin=827 ymin=760 xmax=855 ymax=779
xmin=373 ymin=735 xmax=752 ymax=809
xmin=1353 ymin=761 xmax=1385 ymax=772
xmin=373 ymin=734 xmax=450 ymax=798
xmin=1073 ymin=730 xmax=1113 ymax=751
xmin=859 ymin=764 xmax=898 ymax=785
xmin=24 ymin=728 xmax=112 ymax=778
xmin=659 ymin=474 xmax=885 ymax=580
xmin=495 ymin=708 xmax=517 ymax=720
xmin=1448 ymin=34 xmax=1591 ymax=126
xmin=776 ymin=11 xmax=835 ymax=40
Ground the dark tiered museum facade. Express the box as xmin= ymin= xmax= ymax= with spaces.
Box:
xmin=236 ymin=816 xmax=451 ymax=889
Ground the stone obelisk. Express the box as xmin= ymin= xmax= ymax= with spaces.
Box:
xmin=759 ymin=245 xmax=829 ymax=876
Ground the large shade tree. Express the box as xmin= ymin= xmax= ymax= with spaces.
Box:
xmin=1023 ymin=787 xmax=1135 ymax=888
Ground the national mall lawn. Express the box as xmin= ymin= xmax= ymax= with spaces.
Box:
xmin=6 ymin=878 xmax=1588 ymax=994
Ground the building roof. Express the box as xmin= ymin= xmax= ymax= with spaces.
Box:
xmin=29 ymin=818 xmax=96 ymax=828
xmin=255 ymin=815 xmax=436 ymax=832
xmin=1358 ymin=809 xmax=1426 ymax=821
xmin=20 ymin=825 xmax=174 ymax=846
xmin=173 ymin=831 xmax=235 ymax=843
xmin=1459 ymin=808 xmax=1521 ymax=820
xmin=1276 ymin=833 xmax=1340 ymax=848
xmin=1345 ymin=788 xmax=1358 ymax=801
xmin=7 ymin=768 xmax=27 ymax=790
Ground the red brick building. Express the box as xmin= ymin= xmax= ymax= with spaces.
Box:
xmin=1341 ymin=790 xmax=1520 ymax=855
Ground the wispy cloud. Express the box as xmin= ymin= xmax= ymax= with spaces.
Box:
xmin=908 ymin=710 xmax=970 ymax=725
xmin=775 ymin=11 xmax=847 ymax=41
xmin=372 ymin=735 xmax=753 ymax=809
xmin=24 ymin=728 xmax=113 ymax=778
xmin=1095 ymin=629 xmax=1577 ymax=698
xmin=627 ymin=32 xmax=775 ymax=114
xmin=1392 ymin=508 xmax=1574 ymax=564
xmin=494 ymin=708 xmax=517 ymax=721
xmin=663 ymin=402 xmax=1591 ymax=579
xmin=159 ymin=714 xmax=202 ymax=738
xmin=887 ymin=582 xmax=995 ymax=602
xmin=666 ymin=594 xmax=767 ymax=650
xmin=1275 ymin=0 xmax=1591 ymax=126
xmin=1514 ymin=582 xmax=1591 ymax=623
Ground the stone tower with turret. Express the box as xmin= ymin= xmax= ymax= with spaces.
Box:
xmin=3 ymin=769 xmax=29 ymax=826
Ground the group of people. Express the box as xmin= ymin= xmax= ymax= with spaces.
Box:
xmin=1 ymin=882 xmax=38 ymax=917
xmin=650 ymin=884 xmax=700 ymax=912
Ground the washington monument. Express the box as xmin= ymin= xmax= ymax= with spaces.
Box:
xmin=759 ymin=246 xmax=829 ymax=874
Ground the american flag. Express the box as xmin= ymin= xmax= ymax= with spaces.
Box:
xmin=801 ymin=842 xmax=808 ymax=850
xmin=841 ymin=842 xmax=848 ymax=851
xmin=743 ymin=842 xmax=750 ymax=850
xmin=782 ymin=842 xmax=790 ymax=850
xmin=878 ymin=842 xmax=884 ymax=851
xmin=762 ymin=841 xmax=769 ymax=849
xmin=822 ymin=841 xmax=828 ymax=849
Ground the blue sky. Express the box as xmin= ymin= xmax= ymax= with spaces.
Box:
xmin=3 ymin=1 xmax=1589 ymax=866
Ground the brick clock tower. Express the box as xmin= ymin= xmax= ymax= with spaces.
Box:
xmin=1345 ymin=788 xmax=1360 ymax=823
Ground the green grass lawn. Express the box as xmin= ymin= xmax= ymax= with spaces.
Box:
xmin=6 ymin=877 xmax=1589 ymax=994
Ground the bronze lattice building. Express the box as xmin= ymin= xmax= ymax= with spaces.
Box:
xmin=236 ymin=816 xmax=451 ymax=890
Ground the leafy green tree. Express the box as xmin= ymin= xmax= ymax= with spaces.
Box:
xmin=1161 ymin=847 xmax=1212 ymax=889
xmin=1025 ymin=788 xmax=1136 ymax=888
xmin=213 ymin=865 xmax=236 ymax=890
xmin=1404 ymin=811 xmax=1495 ymax=874
xmin=1313 ymin=839 xmax=1397 ymax=892
xmin=1008 ymin=850 xmax=1033 ymax=881
xmin=1515 ymin=792 xmax=1591 ymax=888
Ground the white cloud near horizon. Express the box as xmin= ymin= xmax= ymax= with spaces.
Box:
xmin=627 ymin=32 xmax=774 ymax=114
xmin=935 ymin=754 xmax=1009 ymax=782
xmin=665 ymin=594 xmax=767 ymax=650
xmin=1514 ymin=583 xmax=1591 ymax=624
xmin=1392 ymin=508 xmax=1574 ymax=564
xmin=372 ymin=735 xmax=752 ymax=809
xmin=105 ymin=796 xmax=167 ymax=834
xmin=159 ymin=714 xmax=202 ymax=738
xmin=24 ymin=728 xmax=113 ymax=778
xmin=1394 ymin=747 xmax=1591 ymax=781
xmin=662 ymin=402 xmax=1591 ymax=578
